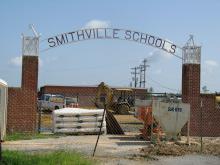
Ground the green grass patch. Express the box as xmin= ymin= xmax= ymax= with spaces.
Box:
xmin=5 ymin=133 xmax=63 ymax=141
xmin=1 ymin=150 xmax=96 ymax=165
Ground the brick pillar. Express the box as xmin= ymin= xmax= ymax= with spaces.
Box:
xmin=21 ymin=55 xmax=38 ymax=132
xmin=182 ymin=64 xmax=200 ymax=136
xmin=7 ymin=35 xmax=39 ymax=133
xmin=22 ymin=56 xmax=38 ymax=90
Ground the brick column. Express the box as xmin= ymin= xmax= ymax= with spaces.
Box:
xmin=22 ymin=56 xmax=38 ymax=90
xmin=182 ymin=64 xmax=201 ymax=136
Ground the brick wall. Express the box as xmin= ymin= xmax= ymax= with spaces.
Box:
xmin=39 ymin=85 xmax=147 ymax=107
xmin=40 ymin=86 xmax=97 ymax=107
xmin=7 ymin=56 xmax=38 ymax=133
xmin=7 ymin=88 xmax=38 ymax=132
xmin=200 ymin=94 xmax=220 ymax=137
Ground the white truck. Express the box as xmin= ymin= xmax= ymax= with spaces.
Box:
xmin=64 ymin=97 xmax=79 ymax=108
xmin=38 ymin=94 xmax=65 ymax=112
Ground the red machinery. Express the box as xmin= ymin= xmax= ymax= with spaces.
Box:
xmin=136 ymin=106 xmax=161 ymax=141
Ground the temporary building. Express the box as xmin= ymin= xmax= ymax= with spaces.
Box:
xmin=0 ymin=79 xmax=8 ymax=141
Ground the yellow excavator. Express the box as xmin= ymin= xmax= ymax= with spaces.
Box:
xmin=95 ymin=82 xmax=134 ymax=115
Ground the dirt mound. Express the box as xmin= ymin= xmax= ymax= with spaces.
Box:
xmin=141 ymin=142 xmax=220 ymax=156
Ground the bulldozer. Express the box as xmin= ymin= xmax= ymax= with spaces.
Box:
xmin=95 ymin=82 xmax=134 ymax=115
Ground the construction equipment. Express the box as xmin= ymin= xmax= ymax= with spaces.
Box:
xmin=95 ymin=82 xmax=134 ymax=115
xmin=136 ymin=94 xmax=190 ymax=142
xmin=95 ymin=82 xmax=113 ymax=109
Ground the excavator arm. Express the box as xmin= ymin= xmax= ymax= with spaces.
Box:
xmin=95 ymin=82 xmax=114 ymax=109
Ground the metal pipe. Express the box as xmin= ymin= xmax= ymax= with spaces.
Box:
xmin=38 ymin=104 xmax=41 ymax=134
xmin=200 ymin=100 xmax=203 ymax=153
xmin=92 ymin=104 xmax=106 ymax=157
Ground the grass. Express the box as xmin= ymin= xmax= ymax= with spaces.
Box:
xmin=5 ymin=133 xmax=63 ymax=141
xmin=0 ymin=150 xmax=96 ymax=165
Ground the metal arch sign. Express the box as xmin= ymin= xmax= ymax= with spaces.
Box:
xmin=43 ymin=28 xmax=180 ymax=57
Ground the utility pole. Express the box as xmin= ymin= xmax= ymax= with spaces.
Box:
xmin=139 ymin=59 xmax=150 ymax=88
xmin=139 ymin=65 xmax=142 ymax=88
xmin=131 ymin=67 xmax=139 ymax=88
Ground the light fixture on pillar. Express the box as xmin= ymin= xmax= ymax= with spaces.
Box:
xmin=22 ymin=24 xmax=40 ymax=56
xmin=182 ymin=35 xmax=201 ymax=64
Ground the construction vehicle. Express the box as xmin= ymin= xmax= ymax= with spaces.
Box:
xmin=95 ymin=82 xmax=134 ymax=114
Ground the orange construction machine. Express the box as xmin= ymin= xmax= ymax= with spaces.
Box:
xmin=136 ymin=103 xmax=161 ymax=141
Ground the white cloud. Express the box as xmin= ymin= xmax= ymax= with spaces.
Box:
xmin=39 ymin=58 xmax=43 ymax=66
xmin=9 ymin=56 xmax=43 ymax=67
xmin=155 ymin=69 xmax=162 ymax=74
xmin=205 ymin=60 xmax=218 ymax=67
xmin=84 ymin=19 xmax=110 ymax=29
xmin=44 ymin=56 xmax=58 ymax=63
xmin=147 ymin=50 xmax=172 ymax=63
xmin=162 ymin=51 xmax=173 ymax=59
xmin=10 ymin=56 xmax=22 ymax=66
xmin=203 ymin=60 xmax=218 ymax=74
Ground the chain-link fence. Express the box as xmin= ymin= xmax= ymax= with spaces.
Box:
xmin=37 ymin=89 xmax=220 ymax=157
xmin=38 ymin=87 xmax=147 ymax=133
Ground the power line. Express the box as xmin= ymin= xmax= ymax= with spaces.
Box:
xmin=147 ymin=77 xmax=180 ymax=92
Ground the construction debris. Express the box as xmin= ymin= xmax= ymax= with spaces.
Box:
xmin=141 ymin=138 xmax=220 ymax=156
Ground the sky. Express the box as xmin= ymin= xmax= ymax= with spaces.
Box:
xmin=0 ymin=0 xmax=219 ymax=93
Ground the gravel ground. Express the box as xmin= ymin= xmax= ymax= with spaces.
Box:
xmin=2 ymin=133 xmax=220 ymax=165
xmin=98 ymin=155 xmax=220 ymax=165
xmin=3 ymin=133 xmax=148 ymax=157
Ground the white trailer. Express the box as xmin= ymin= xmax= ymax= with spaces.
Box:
xmin=0 ymin=79 xmax=8 ymax=141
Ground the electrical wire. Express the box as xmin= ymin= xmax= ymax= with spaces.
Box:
xmin=147 ymin=77 xmax=180 ymax=93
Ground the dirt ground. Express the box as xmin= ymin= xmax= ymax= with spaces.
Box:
xmin=29 ymin=113 xmax=220 ymax=164
xmin=141 ymin=138 xmax=220 ymax=156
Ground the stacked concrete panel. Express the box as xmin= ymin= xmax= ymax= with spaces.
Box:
xmin=53 ymin=108 xmax=106 ymax=134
